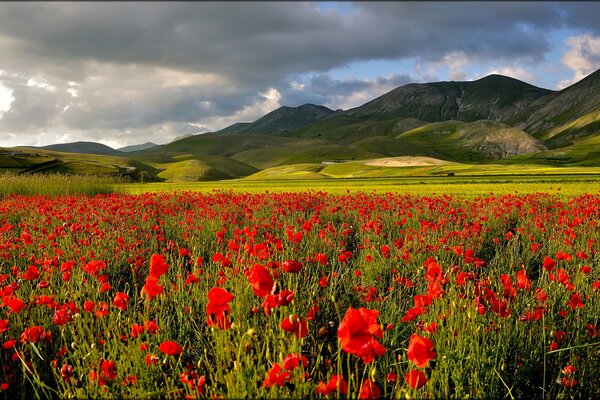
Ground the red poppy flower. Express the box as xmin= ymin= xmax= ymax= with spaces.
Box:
xmin=281 ymin=314 xmax=308 ymax=338
xmin=566 ymin=292 xmax=584 ymax=309
xmin=283 ymin=260 xmax=303 ymax=273
xmin=261 ymin=363 xmax=292 ymax=388
xmin=338 ymin=307 xmax=386 ymax=364
xmin=159 ymin=340 xmax=183 ymax=356
xmin=83 ymin=300 xmax=95 ymax=313
xmin=144 ymin=320 xmax=159 ymax=334
xmin=100 ymin=359 xmax=117 ymax=381
xmin=247 ymin=264 xmax=274 ymax=298
xmin=145 ymin=354 xmax=159 ymax=366
xmin=281 ymin=353 xmax=308 ymax=371
xmin=141 ymin=276 xmax=164 ymax=299
xmin=515 ymin=269 xmax=531 ymax=290
xmin=149 ymin=254 xmax=169 ymax=278
xmin=542 ymin=256 xmax=556 ymax=271
xmin=113 ymin=292 xmax=129 ymax=311
xmin=405 ymin=369 xmax=428 ymax=389
xmin=23 ymin=265 xmax=40 ymax=281
xmin=358 ymin=379 xmax=381 ymax=399
xmin=4 ymin=296 xmax=26 ymax=313
xmin=316 ymin=374 xmax=348 ymax=396
xmin=131 ymin=323 xmax=145 ymax=338
xmin=206 ymin=287 xmax=234 ymax=330
xmin=407 ymin=334 xmax=437 ymax=368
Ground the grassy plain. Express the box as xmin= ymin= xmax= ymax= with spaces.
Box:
xmin=121 ymin=173 xmax=600 ymax=198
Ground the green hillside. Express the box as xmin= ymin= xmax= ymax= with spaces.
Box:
xmin=156 ymin=156 xmax=258 ymax=182
xmin=0 ymin=147 xmax=161 ymax=181
xmin=397 ymin=120 xmax=546 ymax=162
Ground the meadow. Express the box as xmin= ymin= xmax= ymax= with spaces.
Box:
xmin=0 ymin=174 xmax=598 ymax=399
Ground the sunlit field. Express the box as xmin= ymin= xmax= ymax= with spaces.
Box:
xmin=0 ymin=173 xmax=118 ymax=197
xmin=0 ymin=181 xmax=598 ymax=398
xmin=122 ymin=174 xmax=600 ymax=198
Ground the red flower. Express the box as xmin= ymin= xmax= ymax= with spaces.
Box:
xmin=562 ymin=365 xmax=577 ymax=375
xmin=149 ymin=254 xmax=169 ymax=278
xmin=405 ymin=369 xmax=428 ymax=389
xmin=0 ymin=320 xmax=8 ymax=334
xmin=542 ymin=256 xmax=556 ymax=271
xmin=100 ymin=359 xmax=117 ymax=381
xmin=283 ymin=260 xmax=303 ymax=273
xmin=566 ymin=292 xmax=584 ymax=309
xmin=281 ymin=353 xmax=308 ymax=371
xmin=23 ymin=265 xmax=40 ymax=281
xmin=561 ymin=378 xmax=578 ymax=388
xmin=145 ymin=354 xmax=159 ymax=366
xmin=515 ymin=269 xmax=531 ymax=290
xmin=281 ymin=314 xmax=308 ymax=338
xmin=113 ymin=292 xmax=129 ymax=311
xmin=407 ymin=334 xmax=437 ymax=368
xmin=159 ymin=340 xmax=183 ymax=356
xmin=316 ymin=374 xmax=348 ymax=396
xmin=83 ymin=260 xmax=106 ymax=277
xmin=247 ymin=264 xmax=274 ymax=298
xmin=358 ymin=379 xmax=381 ymax=399
xmin=83 ymin=300 xmax=95 ymax=313
xmin=141 ymin=276 xmax=164 ymax=299
xmin=206 ymin=287 xmax=234 ymax=329
xmin=261 ymin=363 xmax=292 ymax=388
xmin=131 ymin=323 xmax=145 ymax=338
xmin=337 ymin=307 xmax=386 ymax=364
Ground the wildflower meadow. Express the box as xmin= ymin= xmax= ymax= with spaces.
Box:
xmin=0 ymin=190 xmax=598 ymax=398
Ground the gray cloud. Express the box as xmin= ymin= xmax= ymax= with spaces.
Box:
xmin=0 ymin=2 xmax=599 ymax=146
xmin=279 ymin=73 xmax=413 ymax=109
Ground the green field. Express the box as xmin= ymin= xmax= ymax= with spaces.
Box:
xmin=121 ymin=174 xmax=600 ymax=198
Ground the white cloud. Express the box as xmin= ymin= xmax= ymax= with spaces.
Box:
xmin=557 ymin=34 xmax=600 ymax=89
xmin=26 ymin=77 xmax=57 ymax=92
xmin=199 ymin=88 xmax=282 ymax=130
xmin=0 ymin=83 xmax=14 ymax=114
xmin=483 ymin=66 xmax=535 ymax=84
xmin=442 ymin=51 xmax=471 ymax=81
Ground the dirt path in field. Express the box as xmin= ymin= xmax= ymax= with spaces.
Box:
xmin=363 ymin=156 xmax=450 ymax=167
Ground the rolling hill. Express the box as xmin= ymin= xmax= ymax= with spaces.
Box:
xmin=39 ymin=141 xmax=123 ymax=156
xmin=118 ymin=142 xmax=158 ymax=152
xmin=217 ymin=104 xmax=337 ymax=135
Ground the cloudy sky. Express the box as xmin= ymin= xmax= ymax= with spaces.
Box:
xmin=1 ymin=1 xmax=600 ymax=148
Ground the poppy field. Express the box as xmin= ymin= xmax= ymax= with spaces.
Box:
xmin=0 ymin=189 xmax=598 ymax=399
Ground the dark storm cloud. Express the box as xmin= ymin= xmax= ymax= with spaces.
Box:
xmin=0 ymin=2 xmax=584 ymax=85
xmin=0 ymin=1 xmax=598 ymax=146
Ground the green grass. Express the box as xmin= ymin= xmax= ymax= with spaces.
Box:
xmin=0 ymin=173 xmax=120 ymax=197
xmin=120 ymin=174 xmax=600 ymax=198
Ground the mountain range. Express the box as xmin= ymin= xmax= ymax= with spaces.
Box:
xmin=3 ymin=68 xmax=600 ymax=181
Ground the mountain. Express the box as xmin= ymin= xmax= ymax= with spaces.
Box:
xmin=344 ymin=75 xmax=554 ymax=122
xmin=118 ymin=142 xmax=158 ymax=152
xmin=217 ymin=104 xmax=337 ymax=135
xmin=513 ymin=68 xmax=600 ymax=148
xmin=40 ymin=141 xmax=123 ymax=155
